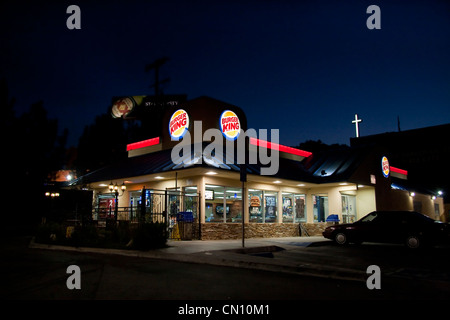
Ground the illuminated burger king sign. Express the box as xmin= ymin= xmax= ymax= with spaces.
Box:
xmin=169 ymin=109 xmax=189 ymax=141
xmin=220 ymin=110 xmax=240 ymax=141
xmin=381 ymin=156 xmax=390 ymax=178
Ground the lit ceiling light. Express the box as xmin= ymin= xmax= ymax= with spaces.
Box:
xmin=410 ymin=192 xmax=416 ymax=197
xmin=206 ymin=171 xmax=217 ymax=175
xmin=274 ymin=180 xmax=282 ymax=184
xmin=155 ymin=176 xmax=164 ymax=179
xmin=297 ymin=184 xmax=305 ymax=187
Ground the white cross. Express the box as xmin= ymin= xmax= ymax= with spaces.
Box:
xmin=352 ymin=114 xmax=363 ymax=138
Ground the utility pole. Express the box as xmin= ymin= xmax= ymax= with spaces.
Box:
xmin=145 ymin=57 xmax=170 ymax=96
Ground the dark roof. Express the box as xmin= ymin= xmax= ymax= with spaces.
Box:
xmin=391 ymin=177 xmax=441 ymax=196
xmin=302 ymin=146 xmax=371 ymax=183
xmin=71 ymin=143 xmax=372 ymax=186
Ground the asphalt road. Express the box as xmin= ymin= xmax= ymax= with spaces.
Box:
xmin=2 ymin=236 xmax=450 ymax=305
xmin=1 ymin=236 xmax=369 ymax=300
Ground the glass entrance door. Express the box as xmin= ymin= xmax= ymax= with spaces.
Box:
xmin=341 ymin=195 xmax=357 ymax=223
xmin=313 ymin=195 xmax=329 ymax=222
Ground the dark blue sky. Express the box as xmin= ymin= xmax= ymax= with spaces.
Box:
xmin=2 ymin=0 xmax=449 ymax=148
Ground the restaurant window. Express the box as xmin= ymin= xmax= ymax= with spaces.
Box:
xmin=294 ymin=194 xmax=306 ymax=223
xmin=248 ymin=189 xmax=278 ymax=223
xmin=341 ymin=195 xmax=357 ymax=223
xmin=96 ymin=194 xmax=115 ymax=220
xmin=183 ymin=186 xmax=198 ymax=219
xmin=129 ymin=191 xmax=142 ymax=212
xmin=282 ymin=193 xmax=294 ymax=223
xmin=434 ymin=203 xmax=440 ymax=220
xmin=283 ymin=193 xmax=306 ymax=223
xmin=167 ymin=188 xmax=181 ymax=217
xmin=413 ymin=200 xmax=422 ymax=214
xmin=205 ymin=185 xmax=242 ymax=223
xmin=313 ymin=194 xmax=329 ymax=222
xmin=205 ymin=185 xmax=225 ymax=222
xmin=264 ymin=191 xmax=278 ymax=223
xmin=249 ymin=189 xmax=263 ymax=222
xmin=225 ymin=187 xmax=242 ymax=223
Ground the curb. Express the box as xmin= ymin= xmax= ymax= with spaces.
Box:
xmin=29 ymin=238 xmax=366 ymax=282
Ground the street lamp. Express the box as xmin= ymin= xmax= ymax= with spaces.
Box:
xmin=108 ymin=182 xmax=127 ymax=221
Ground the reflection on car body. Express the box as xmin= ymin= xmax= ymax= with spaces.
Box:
xmin=323 ymin=211 xmax=450 ymax=249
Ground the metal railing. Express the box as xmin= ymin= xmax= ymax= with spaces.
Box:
xmin=92 ymin=189 xmax=201 ymax=239
xmin=92 ymin=207 xmax=166 ymax=223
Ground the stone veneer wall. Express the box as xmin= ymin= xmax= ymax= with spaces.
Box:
xmin=300 ymin=223 xmax=330 ymax=236
xmin=200 ymin=222 xmax=330 ymax=240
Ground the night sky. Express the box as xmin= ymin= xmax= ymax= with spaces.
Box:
xmin=2 ymin=0 xmax=449 ymax=148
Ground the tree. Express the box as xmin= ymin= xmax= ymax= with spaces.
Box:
xmin=1 ymin=79 xmax=68 ymax=226
xmin=75 ymin=109 xmax=128 ymax=175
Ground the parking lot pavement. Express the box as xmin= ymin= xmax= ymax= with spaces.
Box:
xmin=161 ymin=236 xmax=329 ymax=253
xmin=162 ymin=236 xmax=450 ymax=284
xmin=29 ymin=235 xmax=450 ymax=285
xmin=4 ymin=235 xmax=450 ymax=300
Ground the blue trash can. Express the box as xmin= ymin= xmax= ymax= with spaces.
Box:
xmin=326 ymin=214 xmax=340 ymax=224
xmin=177 ymin=212 xmax=194 ymax=222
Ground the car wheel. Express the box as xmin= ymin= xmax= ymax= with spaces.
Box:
xmin=335 ymin=232 xmax=348 ymax=245
xmin=405 ymin=235 xmax=421 ymax=249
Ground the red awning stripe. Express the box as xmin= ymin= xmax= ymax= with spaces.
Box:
xmin=126 ymin=137 xmax=160 ymax=151
xmin=249 ymin=138 xmax=312 ymax=158
xmin=390 ymin=166 xmax=408 ymax=176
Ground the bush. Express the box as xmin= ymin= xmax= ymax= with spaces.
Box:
xmin=132 ymin=222 xmax=167 ymax=250
xmin=35 ymin=221 xmax=167 ymax=251
xmin=35 ymin=222 xmax=65 ymax=244
xmin=68 ymin=225 xmax=100 ymax=247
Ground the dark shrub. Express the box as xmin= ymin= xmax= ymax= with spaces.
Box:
xmin=68 ymin=225 xmax=100 ymax=247
xmin=35 ymin=222 xmax=65 ymax=244
xmin=132 ymin=222 xmax=167 ymax=250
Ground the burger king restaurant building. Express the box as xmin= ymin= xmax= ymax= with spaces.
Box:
xmin=70 ymin=96 xmax=445 ymax=240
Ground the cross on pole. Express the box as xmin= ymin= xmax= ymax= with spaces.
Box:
xmin=352 ymin=114 xmax=363 ymax=138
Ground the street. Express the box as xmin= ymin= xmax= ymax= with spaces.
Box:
xmin=1 ymin=237 xmax=371 ymax=301
xmin=2 ymin=236 xmax=450 ymax=305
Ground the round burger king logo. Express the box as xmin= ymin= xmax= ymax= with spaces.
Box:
xmin=381 ymin=156 xmax=390 ymax=178
xmin=220 ymin=110 xmax=240 ymax=141
xmin=111 ymin=97 xmax=134 ymax=119
xmin=169 ymin=109 xmax=189 ymax=141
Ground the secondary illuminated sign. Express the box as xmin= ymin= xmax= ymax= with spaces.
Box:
xmin=111 ymin=97 xmax=135 ymax=119
xmin=381 ymin=156 xmax=390 ymax=178
xmin=220 ymin=110 xmax=240 ymax=141
xmin=169 ymin=109 xmax=189 ymax=141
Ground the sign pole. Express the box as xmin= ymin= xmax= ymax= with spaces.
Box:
xmin=242 ymin=179 xmax=245 ymax=248
xmin=240 ymin=136 xmax=248 ymax=248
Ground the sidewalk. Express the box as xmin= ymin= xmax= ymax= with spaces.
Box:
xmin=29 ymin=236 xmax=367 ymax=282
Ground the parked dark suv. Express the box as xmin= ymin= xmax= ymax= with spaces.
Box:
xmin=323 ymin=211 xmax=450 ymax=249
